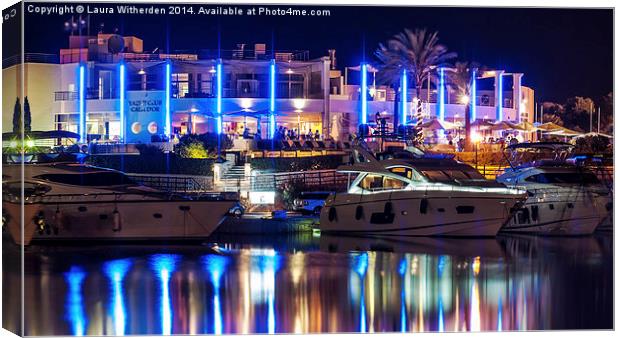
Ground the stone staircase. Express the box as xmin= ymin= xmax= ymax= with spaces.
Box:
xmin=216 ymin=164 xmax=251 ymax=192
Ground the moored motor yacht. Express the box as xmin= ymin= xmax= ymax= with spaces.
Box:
xmin=319 ymin=146 xmax=526 ymax=237
xmin=2 ymin=163 xmax=239 ymax=245
xmin=496 ymin=142 xmax=612 ymax=235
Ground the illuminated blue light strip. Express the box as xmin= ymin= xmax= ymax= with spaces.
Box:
xmin=64 ymin=266 xmax=87 ymax=336
xmin=217 ymin=60 xmax=223 ymax=134
xmin=150 ymin=254 xmax=179 ymax=336
xmin=79 ymin=65 xmax=85 ymax=142
xmin=516 ymin=75 xmax=522 ymax=122
xmin=103 ymin=259 xmax=132 ymax=336
xmin=401 ymin=70 xmax=408 ymax=125
xmin=361 ymin=63 xmax=368 ymax=125
xmin=119 ymin=63 xmax=125 ymax=142
xmin=399 ymin=258 xmax=407 ymax=333
xmin=438 ymin=297 xmax=444 ymax=332
xmin=471 ymin=71 xmax=477 ymax=123
xmin=165 ymin=63 xmax=171 ymax=136
xmin=269 ymin=59 xmax=276 ymax=138
xmin=497 ymin=73 xmax=503 ymax=121
xmin=438 ymin=68 xmax=445 ymax=122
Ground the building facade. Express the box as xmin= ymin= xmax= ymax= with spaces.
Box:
xmin=2 ymin=33 xmax=535 ymax=143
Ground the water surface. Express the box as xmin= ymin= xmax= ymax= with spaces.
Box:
xmin=2 ymin=232 xmax=613 ymax=335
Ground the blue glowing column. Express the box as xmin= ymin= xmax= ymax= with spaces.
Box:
xmin=360 ymin=64 xmax=368 ymax=126
xmin=471 ymin=71 xmax=477 ymax=123
xmin=495 ymin=71 xmax=504 ymax=121
xmin=78 ymin=64 xmax=86 ymax=142
xmin=103 ymin=259 xmax=132 ymax=336
xmin=119 ymin=63 xmax=126 ymax=142
xmin=269 ymin=59 xmax=276 ymax=138
xmin=203 ymin=255 xmax=229 ymax=335
xmin=217 ymin=59 xmax=223 ymax=134
xmin=150 ymin=254 xmax=179 ymax=336
xmin=165 ymin=62 xmax=172 ymax=136
xmin=437 ymin=68 xmax=445 ymax=122
xmin=401 ymin=70 xmax=408 ymax=126
xmin=64 ymin=266 xmax=87 ymax=336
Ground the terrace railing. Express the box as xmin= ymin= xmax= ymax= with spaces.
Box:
xmin=251 ymin=169 xmax=349 ymax=192
xmin=128 ymin=173 xmax=214 ymax=193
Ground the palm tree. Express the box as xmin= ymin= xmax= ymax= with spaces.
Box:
xmin=375 ymin=28 xmax=456 ymax=143
xmin=447 ymin=61 xmax=483 ymax=150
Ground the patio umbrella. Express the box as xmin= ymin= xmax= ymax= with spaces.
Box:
xmin=471 ymin=119 xmax=494 ymax=130
xmin=510 ymin=121 xmax=537 ymax=132
xmin=573 ymin=132 xmax=613 ymax=139
xmin=536 ymin=122 xmax=564 ymax=132
xmin=419 ymin=119 xmax=445 ymax=130
xmin=489 ymin=121 xmax=514 ymax=131
xmin=545 ymin=127 xmax=583 ymax=137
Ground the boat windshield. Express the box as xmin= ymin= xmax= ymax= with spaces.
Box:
xmin=35 ymin=172 xmax=137 ymax=186
xmin=524 ymin=172 xmax=600 ymax=184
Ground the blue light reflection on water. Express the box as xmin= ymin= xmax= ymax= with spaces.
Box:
xmin=149 ymin=254 xmax=180 ymax=335
xmin=64 ymin=266 xmax=87 ymax=336
xmin=202 ymin=255 xmax=229 ymax=335
xmin=498 ymin=296 xmax=503 ymax=331
xmin=102 ymin=259 xmax=132 ymax=336
xmin=350 ymin=252 xmax=368 ymax=333
xmin=398 ymin=257 xmax=407 ymax=333
xmin=259 ymin=251 xmax=281 ymax=334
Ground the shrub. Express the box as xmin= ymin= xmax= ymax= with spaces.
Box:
xmin=174 ymin=133 xmax=233 ymax=158
xmin=136 ymin=144 xmax=164 ymax=155
xmin=176 ymin=140 xmax=209 ymax=158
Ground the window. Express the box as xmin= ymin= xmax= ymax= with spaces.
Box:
xmin=389 ymin=166 xmax=414 ymax=179
xmin=36 ymin=172 xmax=136 ymax=186
xmin=172 ymin=73 xmax=189 ymax=98
xmin=358 ymin=174 xmax=407 ymax=191
xmin=524 ymin=172 xmax=600 ymax=184
xmin=421 ymin=169 xmax=484 ymax=182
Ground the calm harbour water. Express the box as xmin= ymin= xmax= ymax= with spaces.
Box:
xmin=2 ymin=232 xmax=613 ymax=335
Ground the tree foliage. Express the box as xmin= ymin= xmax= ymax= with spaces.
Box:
xmin=12 ymin=97 xmax=21 ymax=133
xmin=24 ymin=96 xmax=32 ymax=132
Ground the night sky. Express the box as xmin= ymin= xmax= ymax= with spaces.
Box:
xmin=14 ymin=3 xmax=614 ymax=103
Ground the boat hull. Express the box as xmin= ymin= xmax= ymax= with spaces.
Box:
xmin=319 ymin=191 xmax=524 ymax=237
xmin=501 ymin=187 xmax=611 ymax=235
xmin=3 ymin=199 xmax=236 ymax=245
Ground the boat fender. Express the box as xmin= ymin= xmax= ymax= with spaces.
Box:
xmin=384 ymin=202 xmax=393 ymax=215
xmin=328 ymin=206 xmax=338 ymax=222
xmin=355 ymin=205 xmax=364 ymax=220
xmin=53 ymin=207 xmax=64 ymax=232
xmin=112 ymin=208 xmax=122 ymax=232
xmin=35 ymin=211 xmax=46 ymax=234
xmin=420 ymin=198 xmax=429 ymax=214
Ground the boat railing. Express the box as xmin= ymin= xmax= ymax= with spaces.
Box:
xmin=127 ymin=174 xmax=214 ymax=193
xmin=250 ymin=169 xmax=349 ymax=192
xmin=9 ymin=190 xmax=233 ymax=204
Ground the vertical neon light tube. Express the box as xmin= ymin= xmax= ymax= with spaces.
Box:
xmin=119 ymin=63 xmax=125 ymax=142
xmin=471 ymin=71 xmax=477 ymax=123
xmin=217 ymin=60 xmax=223 ymax=134
xmin=497 ymin=73 xmax=503 ymax=121
xmin=516 ymin=75 xmax=522 ymax=122
xmin=438 ymin=68 xmax=445 ymax=122
xmin=361 ymin=63 xmax=368 ymax=125
xmin=165 ymin=63 xmax=171 ymax=136
xmin=398 ymin=258 xmax=407 ymax=333
xmin=401 ymin=69 xmax=408 ymax=125
xmin=79 ymin=65 xmax=85 ymax=142
xmin=269 ymin=59 xmax=276 ymax=138
xmin=64 ymin=266 xmax=87 ymax=336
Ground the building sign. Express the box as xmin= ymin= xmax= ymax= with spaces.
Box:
xmin=125 ymin=90 xmax=165 ymax=143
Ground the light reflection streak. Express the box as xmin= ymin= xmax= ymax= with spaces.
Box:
xmin=470 ymin=257 xmax=481 ymax=332
xmin=351 ymin=253 xmax=368 ymax=333
xmin=64 ymin=266 xmax=87 ymax=336
xmin=149 ymin=254 xmax=180 ymax=335
xmin=398 ymin=258 xmax=407 ymax=333
xmin=202 ymin=255 xmax=229 ymax=334
xmin=249 ymin=249 xmax=281 ymax=334
xmin=102 ymin=259 xmax=132 ymax=336
xmin=498 ymin=297 xmax=503 ymax=331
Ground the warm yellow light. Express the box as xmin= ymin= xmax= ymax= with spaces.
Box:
xmin=286 ymin=68 xmax=294 ymax=74
xmin=9 ymin=140 xmax=18 ymax=148
xmin=138 ymin=69 xmax=146 ymax=75
xmin=460 ymin=95 xmax=470 ymax=104
xmin=240 ymin=98 xmax=253 ymax=110
xmin=471 ymin=131 xmax=483 ymax=144
xmin=26 ymin=140 xmax=35 ymax=148
xmin=472 ymin=256 xmax=481 ymax=276
xmin=293 ymin=98 xmax=306 ymax=110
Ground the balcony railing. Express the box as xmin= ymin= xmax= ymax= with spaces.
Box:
xmin=3 ymin=53 xmax=59 ymax=68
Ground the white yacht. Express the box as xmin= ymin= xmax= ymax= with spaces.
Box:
xmin=319 ymin=147 xmax=527 ymax=237
xmin=2 ymin=163 xmax=239 ymax=245
xmin=496 ymin=142 xmax=612 ymax=235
